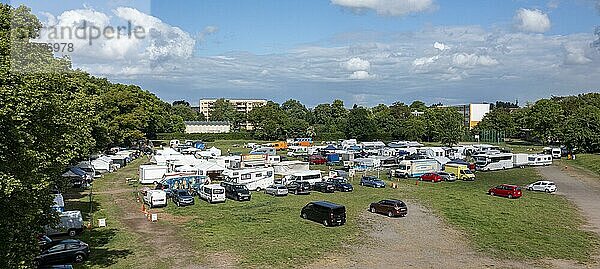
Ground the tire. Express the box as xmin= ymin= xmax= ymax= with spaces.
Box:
xmin=508 ymin=194 xmax=513 ymax=199
xmin=490 ymin=192 xmax=495 ymax=196
xmin=68 ymin=229 xmax=77 ymax=237
xmin=545 ymin=189 xmax=550 ymax=193
xmin=301 ymin=213 xmax=307 ymax=219
xmin=528 ymin=187 xmax=533 ymax=191
xmin=256 ymin=187 xmax=261 ymax=192
xmin=388 ymin=211 xmax=393 ymax=217
xmin=370 ymin=207 xmax=376 ymax=213
xmin=323 ymin=220 xmax=329 ymax=227
xmin=74 ymin=253 xmax=85 ymax=263
xmin=295 ymin=190 xmax=298 ymax=195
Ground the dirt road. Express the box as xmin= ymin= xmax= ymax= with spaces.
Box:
xmin=308 ymin=202 xmax=533 ymax=269
xmin=536 ymin=165 xmax=600 ymax=235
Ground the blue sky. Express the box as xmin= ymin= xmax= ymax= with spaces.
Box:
xmin=6 ymin=0 xmax=600 ymax=107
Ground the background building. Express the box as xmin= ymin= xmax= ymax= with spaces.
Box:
xmin=184 ymin=121 xmax=231 ymax=134
xmin=452 ymin=103 xmax=491 ymax=129
xmin=199 ymin=99 xmax=267 ymax=129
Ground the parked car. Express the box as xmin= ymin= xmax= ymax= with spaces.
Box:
xmin=36 ymin=239 xmax=90 ymax=266
xmin=369 ymin=199 xmax=408 ymax=217
xmin=328 ymin=177 xmax=353 ymax=192
xmin=221 ymin=182 xmax=252 ymax=201
xmin=300 ymin=201 xmax=346 ymax=227
xmin=198 ymin=184 xmax=226 ymax=203
xmin=313 ymin=181 xmax=335 ymax=193
xmin=286 ymin=180 xmax=311 ymax=195
xmin=308 ymin=155 xmax=327 ymax=165
xmin=172 ymin=189 xmax=195 ymax=207
xmin=420 ymin=173 xmax=443 ymax=183
xmin=360 ymin=176 xmax=386 ymax=188
xmin=526 ymin=181 xmax=557 ymax=193
xmin=437 ymin=171 xmax=456 ymax=182
xmin=265 ymin=184 xmax=289 ymax=196
xmin=488 ymin=184 xmax=522 ymax=199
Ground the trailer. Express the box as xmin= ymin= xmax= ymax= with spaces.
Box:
xmin=222 ymin=166 xmax=275 ymax=191
xmin=45 ymin=211 xmax=84 ymax=237
xmin=139 ymin=165 xmax=169 ymax=184
xmin=393 ymin=159 xmax=440 ymax=178
xmin=512 ymin=153 xmax=529 ymax=168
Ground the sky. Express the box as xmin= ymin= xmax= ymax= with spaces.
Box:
xmin=5 ymin=0 xmax=600 ymax=107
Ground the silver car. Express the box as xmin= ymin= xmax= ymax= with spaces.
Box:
xmin=437 ymin=171 xmax=456 ymax=182
xmin=265 ymin=184 xmax=289 ymax=196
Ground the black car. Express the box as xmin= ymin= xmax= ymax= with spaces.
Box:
xmin=286 ymin=181 xmax=311 ymax=195
xmin=369 ymin=199 xmax=408 ymax=217
xmin=301 ymin=201 xmax=346 ymax=227
xmin=36 ymin=239 xmax=90 ymax=266
xmin=313 ymin=181 xmax=335 ymax=193
xmin=222 ymin=182 xmax=252 ymax=201
xmin=172 ymin=189 xmax=195 ymax=206
xmin=328 ymin=178 xmax=353 ymax=192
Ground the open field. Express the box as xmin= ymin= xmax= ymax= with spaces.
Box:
xmin=67 ymin=142 xmax=599 ymax=268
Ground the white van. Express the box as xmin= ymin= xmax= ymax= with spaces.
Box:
xmin=144 ymin=190 xmax=167 ymax=208
xmin=283 ymin=170 xmax=322 ymax=185
xmin=199 ymin=184 xmax=226 ymax=203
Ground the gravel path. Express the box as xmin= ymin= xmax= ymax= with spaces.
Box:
xmin=308 ymin=202 xmax=534 ymax=269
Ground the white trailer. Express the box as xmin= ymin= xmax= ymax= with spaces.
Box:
xmin=393 ymin=159 xmax=440 ymax=178
xmin=512 ymin=153 xmax=529 ymax=168
xmin=528 ymin=154 xmax=553 ymax=166
xmin=222 ymin=166 xmax=275 ymax=191
xmin=45 ymin=210 xmax=84 ymax=237
xmin=139 ymin=165 xmax=169 ymax=184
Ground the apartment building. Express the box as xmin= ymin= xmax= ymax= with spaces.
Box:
xmin=199 ymin=99 xmax=267 ymax=129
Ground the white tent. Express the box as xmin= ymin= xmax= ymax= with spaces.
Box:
xmin=199 ymin=147 xmax=222 ymax=157
xmin=273 ymin=161 xmax=309 ymax=176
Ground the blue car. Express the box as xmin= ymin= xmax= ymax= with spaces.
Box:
xmin=360 ymin=176 xmax=386 ymax=188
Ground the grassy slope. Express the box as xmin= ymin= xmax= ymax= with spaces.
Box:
xmin=564 ymin=154 xmax=600 ymax=177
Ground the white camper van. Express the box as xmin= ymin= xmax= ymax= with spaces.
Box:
xmin=528 ymin=154 xmax=553 ymax=166
xmin=282 ymin=170 xmax=322 ymax=185
xmin=222 ymin=167 xmax=275 ymax=191
xmin=143 ymin=190 xmax=167 ymax=208
xmin=198 ymin=184 xmax=226 ymax=203
xmin=139 ymin=165 xmax=169 ymax=184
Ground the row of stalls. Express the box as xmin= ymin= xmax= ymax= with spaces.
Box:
xmin=61 ymin=149 xmax=140 ymax=188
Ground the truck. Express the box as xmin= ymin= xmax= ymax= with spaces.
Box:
xmin=443 ymin=163 xmax=475 ymax=181
xmin=512 ymin=153 xmax=529 ymax=168
xmin=393 ymin=159 xmax=440 ymax=178
xmin=45 ymin=210 xmax=84 ymax=237
xmin=139 ymin=165 xmax=169 ymax=184
xmin=143 ymin=189 xmax=167 ymax=208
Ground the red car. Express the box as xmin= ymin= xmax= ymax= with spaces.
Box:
xmin=488 ymin=184 xmax=522 ymax=199
xmin=308 ymin=155 xmax=327 ymax=165
xmin=420 ymin=173 xmax=443 ymax=182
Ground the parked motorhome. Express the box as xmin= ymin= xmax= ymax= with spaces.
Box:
xmin=139 ymin=165 xmax=169 ymax=184
xmin=250 ymin=147 xmax=276 ymax=156
xmin=282 ymin=170 xmax=322 ymax=185
xmin=222 ymin=167 xmax=275 ymax=191
xmin=393 ymin=159 xmax=440 ymax=178
xmin=198 ymin=184 xmax=226 ymax=203
xmin=528 ymin=154 xmax=553 ymax=166
xmin=287 ymin=146 xmax=308 ymax=157
xmin=170 ymin=140 xmax=180 ymax=148
xmin=543 ymin=147 xmax=562 ymax=159
xmin=45 ymin=211 xmax=84 ymax=237
xmin=473 ymin=153 xmax=514 ymax=171
xmin=512 ymin=154 xmax=529 ymax=168
xmin=443 ymin=163 xmax=475 ymax=180
xmin=143 ymin=189 xmax=167 ymax=208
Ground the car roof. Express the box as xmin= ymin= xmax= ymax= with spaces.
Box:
xmin=381 ymin=199 xmax=405 ymax=204
xmin=311 ymin=201 xmax=344 ymax=209
xmin=500 ymin=184 xmax=519 ymax=188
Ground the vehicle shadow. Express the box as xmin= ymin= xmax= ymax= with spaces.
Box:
xmin=82 ymin=228 xmax=133 ymax=268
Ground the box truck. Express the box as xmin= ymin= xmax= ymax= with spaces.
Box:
xmin=443 ymin=163 xmax=475 ymax=181
xmin=393 ymin=159 xmax=440 ymax=178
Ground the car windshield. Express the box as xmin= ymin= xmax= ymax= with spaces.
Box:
xmin=395 ymin=202 xmax=406 ymax=207
xmin=213 ymin=189 xmax=224 ymax=194
xmin=234 ymin=185 xmax=248 ymax=191
xmin=277 ymin=186 xmax=287 ymax=189
xmin=365 ymin=176 xmax=379 ymax=181
xmin=463 ymin=170 xmax=473 ymax=174
xmin=178 ymin=190 xmax=189 ymax=196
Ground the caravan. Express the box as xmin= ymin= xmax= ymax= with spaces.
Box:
xmin=222 ymin=167 xmax=275 ymax=191
xmin=528 ymin=154 xmax=553 ymax=166
xmin=45 ymin=211 xmax=84 ymax=237
xmin=139 ymin=165 xmax=169 ymax=184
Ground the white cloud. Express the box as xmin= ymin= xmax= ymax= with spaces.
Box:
xmin=563 ymin=45 xmax=592 ymax=65
xmin=433 ymin=41 xmax=448 ymax=51
xmin=198 ymin=25 xmax=219 ymax=43
xmin=349 ymin=70 xmax=375 ymax=80
xmin=331 ymin=0 xmax=434 ymax=16
xmin=514 ymin=8 xmax=551 ymax=33
xmin=343 ymin=57 xmax=371 ymax=71
xmin=452 ymin=53 xmax=499 ymax=68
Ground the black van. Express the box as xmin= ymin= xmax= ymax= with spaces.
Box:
xmin=300 ymin=201 xmax=346 ymax=227
xmin=221 ymin=182 xmax=251 ymax=201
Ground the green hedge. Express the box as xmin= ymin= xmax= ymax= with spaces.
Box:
xmin=155 ymin=132 xmax=253 ymax=142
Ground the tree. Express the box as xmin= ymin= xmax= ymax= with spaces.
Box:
xmin=172 ymin=104 xmax=205 ymax=121
xmin=561 ymin=105 xmax=600 ymax=152
xmin=409 ymin=100 xmax=428 ymax=112
xmin=400 ymin=116 xmax=426 ymax=141
xmin=282 ymin=99 xmax=309 ymax=121
xmin=210 ymin=98 xmax=245 ymax=130
xmin=475 ymin=108 xmax=516 ymax=137
xmin=424 ymin=108 xmax=464 ymax=145
xmin=526 ymin=99 xmax=564 ymax=144
xmin=345 ymin=106 xmax=375 ymax=141
xmin=172 ymin=100 xmax=190 ymax=107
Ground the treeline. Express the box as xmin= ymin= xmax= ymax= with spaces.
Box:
xmin=0 ymin=5 xmax=183 ymax=267
xmin=474 ymin=93 xmax=600 ymax=152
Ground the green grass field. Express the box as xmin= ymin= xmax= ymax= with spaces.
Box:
xmin=564 ymin=154 xmax=600 ymax=177
xmin=68 ymin=141 xmax=599 ymax=268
